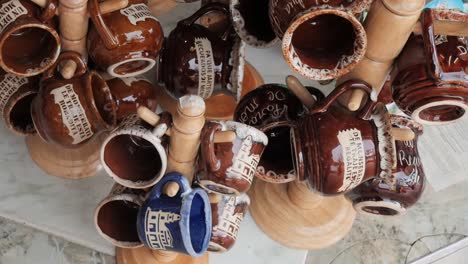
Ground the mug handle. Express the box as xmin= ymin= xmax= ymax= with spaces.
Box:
xmin=201 ymin=122 xmax=223 ymax=172
xmin=306 ymin=87 xmax=326 ymax=103
xmin=151 ymin=112 xmax=172 ymax=138
xmin=42 ymin=51 xmax=87 ymax=81
xmin=310 ymin=80 xmax=376 ymax=120
xmin=40 ymin=0 xmax=58 ymax=22
xmin=147 ymin=173 xmax=191 ymax=200
xmin=88 ymin=0 xmax=119 ymax=49
xmin=420 ymin=9 xmax=442 ymax=81
xmin=179 ymin=3 xmax=232 ymax=40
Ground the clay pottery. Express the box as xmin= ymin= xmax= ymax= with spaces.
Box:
xmin=0 ymin=70 xmax=38 ymax=135
xmin=95 ymin=184 xmax=147 ymax=248
xmin=101 ymin=113 xmax=171 ymax=189
xmin=88 ymin=0 xmax=164 ymax=78
xmin=31 ymin=51 xmax=117 ymax=148
xmin=347 ymin=115 xmax=425 ymax=216
xmin=197 ymin=121 xmax=268 ymax=196
xmin=234 ymin=84 xmax=308 ymax=183
xmin=0 ymin=0 xmax=60 ymax=77
xmin=157 ymin=3 xmax=245 ymax=101
xmin=230 ymin=0 xmax=277 ymax=48
xmin=106 ymin=76 xmax=158 ymax=123
xmin=291 ymin=81 xmax=395 ymax=195
xmin=137 ymin=172 xmax=212 ymax=257
xmin=208 ymin=193 xmax=249 ymax=253
xmin=269 ymin=0 xmax=370 ymax=80
xmin=393 ymin=8 xmax=468 ymax=125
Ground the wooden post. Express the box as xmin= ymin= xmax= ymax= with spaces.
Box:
xmin=148 ymin=0 xmax=178 ymax=16
xmin=285 ymin=75 xmax=316 ymax=109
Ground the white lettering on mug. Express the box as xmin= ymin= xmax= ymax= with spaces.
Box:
xmin=51 ymin=84 xmax=93 ymax=144
xmin=0 ymin=0 xmax=27 ymax=32
xmin=213 ymin=197 xmax=244 ymax=239
xmin=0 ymin=73 xmax=27 ymax=115
xmin=144 ymin=208 xmax=180 ymax=250
xmin=120 ymin=4 xmax=158 ymax=26
xmin=194 ymin=37 xmax=215 ymax=99
xmin=337 ymin=128 xmax=366 ymax=192
xmin=226 ymin=135 xmax=260 ymax=184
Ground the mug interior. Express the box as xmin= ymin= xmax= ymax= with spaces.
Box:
xmin=97 ymin=199 xmax=141 ymax=243
xmin=260 ymin=124 xmax=294 ymax=175
xmin=418 ymin=104 xmax=466 ymax=123
xmin=189 ymin=193 xmax=208 ymax=254
xmin=361 ymin=206 xmax=400 ymax=216
xmin=7 ymin=92 xmax=36 ymax=134
xmin=91 ymin=74 xmax=116 ymax=128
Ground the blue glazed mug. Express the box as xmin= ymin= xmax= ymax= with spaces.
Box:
xmin=137 ymin=172 xmax=212 ymax=257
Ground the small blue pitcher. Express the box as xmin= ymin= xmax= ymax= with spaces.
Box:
xmin=137 ymin=172 xmax=211 ymax=257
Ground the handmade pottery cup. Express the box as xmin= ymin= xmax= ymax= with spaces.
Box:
xmin=393 ymin=8 xmax=468 ymax=125
xmin=291 ymin=81 xmax=395 ymax=195
xmin=106 ymin=76 xmax=158 ymax=123
xmin=101 ymin=113 xmax=171 ymax=189
xmin=208 ymin=193 xmax=249 ymax=252
xmin=31 ymin=51 xmax=117 ymax=148
xmin=157 ymin=3 xmax=245 ymax=101
xmin=269 ymin=0 xmax=370 ymax=80
xmin=137 ymin=172 xmax=211 ymax=257
xmin=88 ymin=0 xmax=164 ymax=78
xmin=95 ymin=184 xmax=147 ymax=248
xmin=347 ymin=115 xmax=425 ymax=216
xmin=0 ymin=70 xmax=38 ymax=135
xmin=234 ymin=84 xmax=307 ymax=183
xmin=0 ymin=0 xmax=60 ymax=77
xmin=197 ymin=121 xmax=268 ymax=196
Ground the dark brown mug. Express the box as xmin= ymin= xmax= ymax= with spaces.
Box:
xmin=393 ymin=8 xmax=468 ymax=125
xmin=88 ymin=0 xmax=164 ymax=78
xmin=157 ymin=3 xmax=245 ymax=101
xmin=0 ymin=0 xmax=60 ymax=77
xmin=197 ymin=121 xmax=268 ymax=196
xmin=31 ymin=51 xmax=117 ymax=148
xmin=347 ymin=115 xmax=425 ymax=216
xmin=291 ymin=81 xmax=395 ymax=195
xmin=269 ymin=0 xmax=370 ymax=80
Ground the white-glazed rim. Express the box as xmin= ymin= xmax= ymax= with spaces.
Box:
xmin=222 ymin=120 xmax=269 ymax=145
xmin=411 ymin=100 xmax=468 ymax=125
xmin=107 ymin=57 xmax=156 ymax=78
xmin=354 ymin=200 xmax=406 ymax=216
xmin=228 ymin=37 xmax=246 ymax=102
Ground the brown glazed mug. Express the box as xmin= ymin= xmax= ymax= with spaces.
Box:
xmin=208 ymin=193 xmax=249 ymax=253
xmin=269 ymin=0 xmax=370 ymax=80
xmin=101 ymin=113 xmax=171 ymax=189
xmin=347 ymin=115 xmax=425 ymax=216
xmin=95 ymin=184 xmax=147 ymax=248
xmin=31 ymin=51 xmax=117 ymax=148
xmin=157 ymin=3 xmax=245 ymax=101
xmin=291 ymin=81 xmax=395 ymax=195
xmin=393 ymin=9 xmax=468 ymax=125
xmin=233 ymin=84 xmax=309 ymax=183
xmin=0 ymin=0 xmax=60 ymax=77
xmin=197 ymin=121 xmax=268 ymax=196
xmin=106 ymin=76 xmax=158 ymax=123
xmin=0 ymin=70 xmax=38 ymax=135
xmin=88 ymin=0 xmax=164 ymax=78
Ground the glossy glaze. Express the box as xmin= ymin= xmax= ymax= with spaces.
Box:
xmin=197 ymin=121 xmax=268 ymax=195
xmin=0 ymin=0 xmax=60 ymax=77
xmin=393 ymin=9 xmax=468 ymax=124
xmin=31 ymin=52 xmax=117 ymax=148
xmin=158 ymin=3 xmax=245 ymax=101
xmin=88 ymin=0 xmax=164 ymax=78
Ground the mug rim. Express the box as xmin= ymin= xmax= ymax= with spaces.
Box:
xmin=107 ymin=57 xmax=157 ymax=78
xmin=411 ymin=99 xmax=468 ymax=125
xmin=353 ymin=199 xmax=406 ymax=216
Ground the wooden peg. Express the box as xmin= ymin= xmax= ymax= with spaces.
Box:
xmin=285 ymin=75 xmax=316 ymax=109
xmin=413 ymin=20 xmax=468 ymax=37
xmin=347 ymin=89 xmax=367 ymax=111
xmin=213 ymin=131 xmax=236 ymax=144
xmin=60 ymin=60 xmax=78 ymax=79
xmin=392 ymin=127 xmax=416 ymax=142
xmin=208 ymin=193 xmax=222 ymax=204
xmin=163 ymin=182 xmax=180 ymax=197
xmin=137 ymin=106 xmax=161 ymax=126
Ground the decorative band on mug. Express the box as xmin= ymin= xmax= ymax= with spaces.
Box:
xmin=107 ymin=57 xmax=157 ymax=78
xmin=281 ymin=9 xmax=366 ymax=80
xmin=228 ymin=37 xmax=246 ymax=102
xmin=411 ymin=100 xmax=468 ymax=125
xmin=353 ymin=199 xmax=406 ymax=216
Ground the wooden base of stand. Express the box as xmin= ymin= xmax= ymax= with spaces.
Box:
xmin=116 ymin=247 xmax=209 ymax=264
xmin=156 ymin=62 xmax=264 ymax=120
xmin=25 ymin=133 xmax=106 ymax=179
xmin=249 ymin=180 xmax=356 ymax=250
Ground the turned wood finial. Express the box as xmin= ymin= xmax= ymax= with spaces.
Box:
xmin=285 ymin=75 xmax=316 ymax=109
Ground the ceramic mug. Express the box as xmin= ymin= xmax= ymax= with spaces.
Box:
xmin=197 ymin=121 xmax=268 ymax=196
xmin=347 ymin=115 xmax=425 ymax=216
xmin=234 ymin=84 xmax=307 ymax=183
xmin=393 ymin=8 xmax=468 ymax=125
xmin=95 ymin=184 xmax=147 ymax=248
xmin=31 ymin=51 xmax=117 ymax=148
xmin=0 ymin=70 xmax=38 ymax=135
xmin=137 ymin=172 xmax=212 ymax=257
xmin=291 ymin=81 xmax=395 ymax=195
xmin=106 ymin=76 xmax=158 ymax=123
xmin=0 ymin=0 xmax=60 ymax=77
xmin=88 ymin=0 xmax=164 ymax=78
xmin=157 ymin=3 xmax=245 ymax=101
xmin=269 ymin=0 xmax=370 ymax=80
xmin=101 ymin=113 xmax=171 ymax=189
xmin=208 ymin=193 xmax=249 ymax=252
